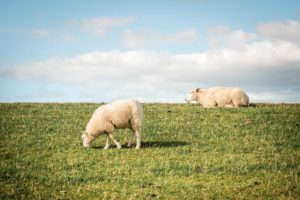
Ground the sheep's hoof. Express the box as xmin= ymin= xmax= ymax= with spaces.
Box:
xmin=135 ymin=146 xmax=141 ymax=150
xmin=104 ymin=146 xmax=110 ymax=150
xmin=127 ymin=144 xmax=133 ymax=148
xmin=117 ymin=145 xmax=122 ymax=149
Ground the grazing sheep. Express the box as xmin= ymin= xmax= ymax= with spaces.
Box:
xmin=82 ymin=100 xmax=143 ymax=149
xmin=185 ymin=87 xmax=249 ymax=108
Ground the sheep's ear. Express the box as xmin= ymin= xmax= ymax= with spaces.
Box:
xmin=196 ymin=88 xmax=201 ymax=92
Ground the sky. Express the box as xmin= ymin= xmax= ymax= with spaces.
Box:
xmin=0 ymin=0 xmax=300 ymax=103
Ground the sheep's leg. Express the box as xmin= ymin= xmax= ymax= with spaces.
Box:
xmin=108 ymin=133 xmax=122 ymax=149
xmin=135 ymin=131 xmax=141 ymax=149
xmin=204 ymin=100 xmax=217 ymax=108
xmin=127 ymin=130 xmax=135 ymax=147
xmin=225 ymin=104 xmax=234 ymax=108
xmin=104 ymin=136 xmax=110 ymax=150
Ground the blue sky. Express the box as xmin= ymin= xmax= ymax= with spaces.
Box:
xmin=1 ymin=0 xmax=300 ymax=102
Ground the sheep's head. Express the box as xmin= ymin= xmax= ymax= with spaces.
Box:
xmin=185 ymin=88 xmax=201 ymax=103
xmin=81 ymin=131 xmax=93 ymax=148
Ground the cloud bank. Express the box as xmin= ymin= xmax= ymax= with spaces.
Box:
xmin=4 ymin=20 xmax=300 ymax=102
xmin=12 ymin=44 xmax=300 ymax=102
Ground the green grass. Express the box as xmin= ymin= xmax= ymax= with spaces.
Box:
xmin=1 ymin=103 xmax=299 ymax=199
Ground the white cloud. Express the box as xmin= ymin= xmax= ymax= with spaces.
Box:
xmin=0 ymin=66 xmax=7 ymax=77
xmin=7 ymin=19 xmax=300 ymax=102
xmin=207 ymin=20 xmax=300 ymax=50
xmin=12 ymin=39 xmax=300 ymax=102
xmin=69 ymin=16 xmax=134 ymax=36
xmin=257 ymin=20 xmax=300 ymax=45
xmin=123 ymin=28 xmax=197 ymax=48
xmin=29 ymin=28 xmax=76 ymax=42
xmin=30 ymin=28 xmax=52 ymax=37
xmin=208 ymin=25 xmax=257 ymax=49
xmin=61 ymin=32 xmax=75 ymax=42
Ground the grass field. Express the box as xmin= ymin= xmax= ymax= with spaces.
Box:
xmin=0 ymin=103 xmax=299 ymax=199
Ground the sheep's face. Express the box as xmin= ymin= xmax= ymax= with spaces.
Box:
xmin=81 ymin=132 xmax=92 ymax=148
xmin=185 ymin=88 xmax=200 ymax=103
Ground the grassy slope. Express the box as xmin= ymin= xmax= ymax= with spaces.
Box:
xmin=0 ymin=103 xmax=299 ymax=199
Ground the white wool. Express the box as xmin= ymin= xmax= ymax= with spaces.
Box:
xmin=185 ymin=87 xmax=249 ymax=108
xmin=82 ymin=99 xmax=143 ymax=149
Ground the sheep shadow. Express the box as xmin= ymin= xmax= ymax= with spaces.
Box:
xmin=91 ymin=141 xmax=189 ymax=149
xmin=249 ymin=103 xmax=256 ymax=107
xmin=142 ymin=141 xmax=189 ymax=148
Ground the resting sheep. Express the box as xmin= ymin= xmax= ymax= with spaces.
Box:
xmin=81 ymin=99 xmax=143 ymax=149
xmin=185 ymin=87 xmax=249 ymax=108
